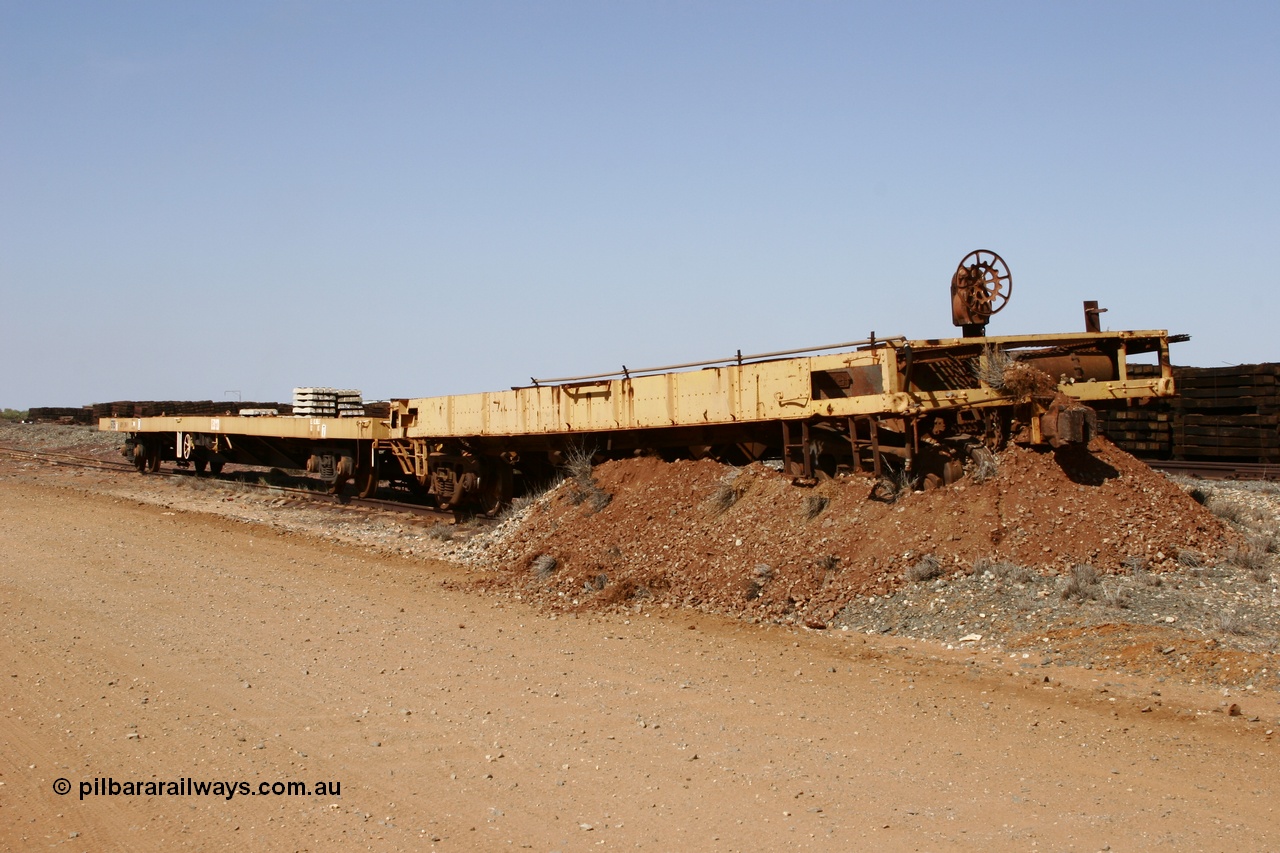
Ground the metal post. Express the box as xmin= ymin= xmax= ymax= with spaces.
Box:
xmin=870 ymin=418 xmax=882 ymax=478
xmin=848 ymin=417 xmax=862 ymax=473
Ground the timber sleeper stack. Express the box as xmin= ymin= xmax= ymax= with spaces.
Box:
xmin=1173 ymin=364 xmax=1280 ymax=463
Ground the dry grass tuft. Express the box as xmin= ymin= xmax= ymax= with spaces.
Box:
xmin=906 ymin=554 xmax=944 ymax=583
xmin=1122 ymin=554 xmax=1148 ymax=574
xmin=1102 ymin=583 xmax=1131 ymax=609
xmin=709 ymin=482 xmax=743 ymax=515
xmin=563 ymin=445 xmax=612 ymax=512
xmin=1061 ymin=563 xmax=1102 ymax=601
xmin=1223 ymin=540 xmax=1273 ymax=582
xmin=972 ymin=346 xmax=1055 ymax=399
xmin=1216 ymin=611 xmax=1253 ymax=636
xmin=972 ymin=345 xmax=1015 ymax=388
xmin=532 ymin=554 xmax=558 ymax=579
xmin=875 ymin=467 xmax=917 ymax=502
xmin=803 ymin=494 xmax=829 ymax=520
xmin=975 ymin=557 xmax=1033 ymax=584
xmin=1123 ymin=554 xmax=1163 ymax=586
xmin=1001 ymin=361 xmax=1058 ymax=399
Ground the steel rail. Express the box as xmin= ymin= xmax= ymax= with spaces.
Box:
xmin=0 ymin=445 xmax=136 ymax=473
xmin=1146 ymin=459 xmax=1280 ymax=482
xmin=0 ymin=444 xmax=490 ymax=524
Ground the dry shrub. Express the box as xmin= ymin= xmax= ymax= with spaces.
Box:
xmin=972 ymin=346 xmax=1015 ymax=388
xmin=709 ymin=482 xmax=743 ymax=515
xmin=498 ymin=477 xmax=561 ymax=523
xmin=803 ymin=494 xmax=829 ymax=520
xmin=1216 ymin=611 xmax=1252 ymax=636
xmin=1001 ymin=361 xmax=1057 ymax=399
xmin=564 ymin=444 xmax=595 ymax=483
xmin=427 ymin=523 xmax=454 ymax=542
xmin=1205 ymin=494 xmax=1270 ymax=531
xmin=1102 ymin=584 xmax=1131 ymax=609
xmin=1177 ymin=548 xmax=1203 ymax=568
xmin=1121 ymin=554 xmax=1148 ymax=574
xmin=1124 ymin=554 xmax=1162 ymax=587
xmin=906 ymin=554 xmax=944 ymax=583
xmin=975 ymin=557 xmax=1033 ymax=584
xmin=875 ymin=467 xmax=917 ymax=503
xmin=1226 ymin=541 xmax=1272 ymax=582
xmin=1227 ymin=542 xmax=1267 ymax=571
xmin=532 ymin=554 xmax=558 ymax=579
xmin=563 ymin=444 xmax=612 ymax=512
xmin=1061 ymin=563 xmax=1102 ymax=601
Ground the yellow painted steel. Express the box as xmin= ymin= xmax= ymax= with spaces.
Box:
xmin=98 ymin=329 xmax=1173 ymax=444
xmin=396 ymin=355 xmax=859 ymax=438
xmin=98 ymin=415 xmax=387 ymax=440
xmin=391 ymin=330 xmax=1174 ymax=440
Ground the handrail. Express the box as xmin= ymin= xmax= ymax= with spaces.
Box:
xmin=527 ymin=335 xmax=906 ymax=386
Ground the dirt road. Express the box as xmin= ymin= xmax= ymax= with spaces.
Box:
xmin=3 ymin=473 xmax=1279 ymax=851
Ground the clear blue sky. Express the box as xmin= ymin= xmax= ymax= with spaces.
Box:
xmin=3 ymin=2 xmax=1277 ymax=408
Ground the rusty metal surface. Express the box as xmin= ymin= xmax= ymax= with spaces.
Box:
xmin=392 ymin=329 xmax=1174 ymax=441
xmin=950 ymin=249 xmax=1012 ymax=335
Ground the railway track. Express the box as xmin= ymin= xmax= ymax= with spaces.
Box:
xmin=0 ymin=445 xmax=137 ymax=473
xmin=1146 ymin=459 xmax=1280 ymax=482
xmin=0 ymin=444 xmax=489 ymax=525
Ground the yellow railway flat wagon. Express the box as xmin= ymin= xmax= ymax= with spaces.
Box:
xmin=377 ymin=327 xmax=1174 ymax=511
xmin=99 ymin=414 xmax=387 ymax=497
xmin=98 ymin=252 xmax=1181 ymax=513
xmin=391 ymin=330 xmax=1172 ymax=438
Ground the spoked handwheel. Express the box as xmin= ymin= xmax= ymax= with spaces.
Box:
xmin=951 ymin=249 xmax=1012 ymax=330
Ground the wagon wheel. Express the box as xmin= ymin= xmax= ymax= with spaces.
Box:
xmin=477 ymin=458 xmax=514 ymax=516
xmin=353 ymin=462 xmax=379 ymax=498
xmin=132 ymin=443 xmax=150 ymax=473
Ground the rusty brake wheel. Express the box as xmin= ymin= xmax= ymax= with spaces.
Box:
xmin=953 ymin=249 xmax=1012 ymax=320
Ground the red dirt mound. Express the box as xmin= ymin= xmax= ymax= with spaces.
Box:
xmin=471 ymin=438 xmax=1237 ymax=625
